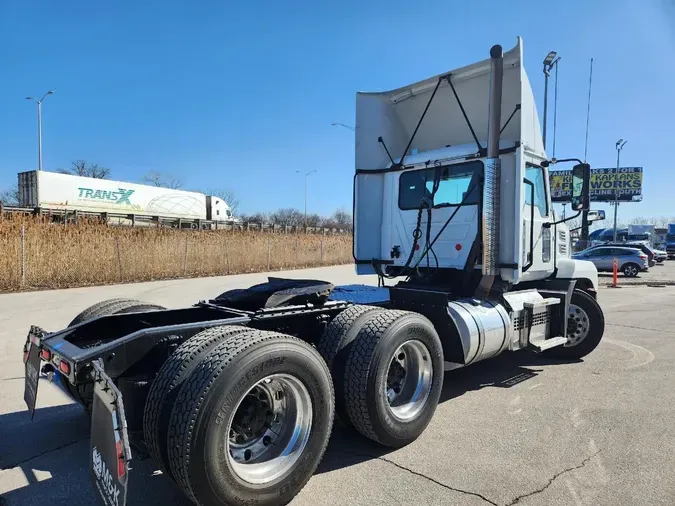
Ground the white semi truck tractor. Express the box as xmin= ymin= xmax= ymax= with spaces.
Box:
xmin=22 ymin=37 xmax=603 ymax=506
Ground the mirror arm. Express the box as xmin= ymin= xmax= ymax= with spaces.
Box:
xmin=543 ymin=210 xmax=582 ymax=228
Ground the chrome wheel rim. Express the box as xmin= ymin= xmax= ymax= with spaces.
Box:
xmin=566 ymin=304 xmax=590 ymax=346
xmin=227 ymin=373 xmax=312 ymax=484
xmin=385 ymin=340 xmax=433 ymax=421
xmin=625 ymin=265 xmax=638 ymax=277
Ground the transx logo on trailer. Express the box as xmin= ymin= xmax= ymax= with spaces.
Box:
xmin=77 ymin=187 xmax=135 ymax=205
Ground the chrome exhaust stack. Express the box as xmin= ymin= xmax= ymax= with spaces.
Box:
xmin=482 ymin=45 xmax=504 ymax=276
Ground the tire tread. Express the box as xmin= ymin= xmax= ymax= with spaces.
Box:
xmin=343 ymin=310 xmax=410 ymax=443
xmin=142 ymin=324 xmax=249 ymax=479
xmin=168 ymin=330 xmax=320 ymax=503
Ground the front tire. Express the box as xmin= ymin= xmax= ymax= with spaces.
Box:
xmin=544 ymin=289 xmax=605 ymax=360
xmin=167 ymin=330 xmax=334 ymax=506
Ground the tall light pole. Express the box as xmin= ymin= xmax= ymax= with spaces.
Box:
xmin=542 ymin=51 xmax=560 ymax=152
xmin=331 ymin=122 xmax=355 ymax=132
xmin=296 ymin=169 xmax=317 ymax=226
xmin=25 ymin=90 xmax=55 ymax=171
xmin=613 ymin=139 xmax=627 ymax=242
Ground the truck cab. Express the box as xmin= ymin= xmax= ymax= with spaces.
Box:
xmin=667 ymin=225 xmax=675 ymax=259
xmin=353 ymin=37 xmax=598 ymax=295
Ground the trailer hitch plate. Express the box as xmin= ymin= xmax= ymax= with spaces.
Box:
xmin=90 ymin=360 xmax=131 ymax=506
xmin=23 ymin=326 xmax=45 ymax=420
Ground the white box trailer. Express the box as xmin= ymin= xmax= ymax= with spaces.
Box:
xmin=17 ymin=170 xmax=234 ymax=225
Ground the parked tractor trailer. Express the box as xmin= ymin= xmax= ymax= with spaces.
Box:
xmin=22 ymin=37 xmax=605 ymax=506
xmin=9 ymin=170 xmax=237 ymax=228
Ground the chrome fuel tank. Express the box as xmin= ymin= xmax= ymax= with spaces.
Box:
xmin=447 ymin=298 xmax=512 ymax=365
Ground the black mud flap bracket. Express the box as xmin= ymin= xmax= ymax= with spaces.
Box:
xmin=90 ymin=360 xmax=132 ymax=506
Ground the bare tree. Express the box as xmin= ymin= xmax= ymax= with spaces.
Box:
xmin=143 ymin=170 xmax=183 ymax=189
xmin=270 ymin=208 xmax=304 ymax=226
xmin=58 ymin=160 xmax=111 ymax=179
xmin=239 ymin=212 xmax=271 ymax=224
xmin=630 ymin=216 xmax=649 ymax=225
xmin=0 ymin=184 xmax=20 ymax=206
xmin=305 ymin=213 xmax=322 ymax=228
xmin=331 ymin=207 xmax=352 ymax=226
xmin=200 ymin=188 xmax=239 ymax=215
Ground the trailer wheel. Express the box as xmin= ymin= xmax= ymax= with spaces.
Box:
xmin=167 ymin=330 xmax=334 ymax=506
xmin=343 ymin=310 xmax=444 ymax=448
xmin=63 ymin=299 xmax=166 ymax=411
xmin=143 ymin=324 xmax=250 ymax=480
xmin=544 ymin=289 xmax=605 ymax=360
xmin=316 ymin=304 xmax=386 ymax=427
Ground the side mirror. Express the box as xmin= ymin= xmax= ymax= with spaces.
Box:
xmin=571 ymin=163 xmax=591 ymax=211
xmin=587 ymin=209 xmax=606 ymax=222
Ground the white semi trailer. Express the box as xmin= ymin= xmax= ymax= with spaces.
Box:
xmin=22 ymin=37 xmax=605 ymax=506
xmin=15 ymin=170 xmax=236 ymax=227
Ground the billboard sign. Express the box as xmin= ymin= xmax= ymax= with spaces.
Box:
xmin=550 ymin=167 xmax=643 ymax=203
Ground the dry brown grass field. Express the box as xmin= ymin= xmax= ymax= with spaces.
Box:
xmin=0 ymin=216 xmax=353 ymax=292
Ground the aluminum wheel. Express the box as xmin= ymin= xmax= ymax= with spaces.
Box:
xmin=385 ymin=340 xmax=433 ymax=421
xmin=623 ymin=264 xmax=638 ymax=277
xmin=566 ymin=304 xmax=590 ymax=346
xmin=227 ymin=373 xmax=312 ymax=484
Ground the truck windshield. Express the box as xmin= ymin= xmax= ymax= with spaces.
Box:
xmin=398 ymin=160 xmax=482 ymax=210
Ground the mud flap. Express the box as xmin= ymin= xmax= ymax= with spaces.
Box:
xmin=23 ymin=326 xmax=45 ymax=420
xmin=90 ymin=360 xmax=132 ymax=506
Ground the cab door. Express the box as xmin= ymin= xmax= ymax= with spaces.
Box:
xmin=521 ymin=163 xmax=555 ymax=280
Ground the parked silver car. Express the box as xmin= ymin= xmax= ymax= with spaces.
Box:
xmin=573 ymin=246 xmax=649 ymax=277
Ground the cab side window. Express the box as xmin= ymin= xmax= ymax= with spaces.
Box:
xmin=525 ymin=165 xmax=548 ymax=217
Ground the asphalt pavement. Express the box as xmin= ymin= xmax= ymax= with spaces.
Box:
xmin=1 ymin=264 xmax=675 ymax=506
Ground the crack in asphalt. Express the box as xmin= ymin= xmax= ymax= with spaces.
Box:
xmin=608 ymin=322 xmax=675 ymax=334
xmin=343 ymin=448 xmax=601 ymax=506
xmin=0 ymin=438 xmax=88 ymax=470
xmin=505 ymin=450 xmax=602 ymax=505
xmin=345 ymin=450 xmax=499 ymax=505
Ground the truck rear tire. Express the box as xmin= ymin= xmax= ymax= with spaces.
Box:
xmin=343 ymin=310 xmax=444 ymax=448
xmin=544 ymin=289 xmax=605 ymax=360
xmin=63 ymin=299 xmax=166 ymax=411
xmin=143 ymin=325 xmax=251 ymax=480
xmin=316 ymin=304 xmax=386 ymax=427
xmin=167 ymin=330 xmax=334 ymax=506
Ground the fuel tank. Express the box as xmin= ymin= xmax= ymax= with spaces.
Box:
xmin=447 ymin=298 xmax=512 ymax=365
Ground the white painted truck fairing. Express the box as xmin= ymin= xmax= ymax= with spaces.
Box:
xmin=17 ymin=170 xmax=233 ymax=222
xmin=353 ymin=37 xmax=596 ymax=289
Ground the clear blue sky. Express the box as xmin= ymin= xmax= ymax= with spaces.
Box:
xmin=1 ymin=0 xmax=673 ymax=221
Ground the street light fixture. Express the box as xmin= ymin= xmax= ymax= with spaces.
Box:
xmin=25 ymin=90 xmax=55 ymax=171
xmin=331 ymin=122 xmax=355 ymax=132
xmin=612 ymin=139 xmax=628 ymax=242
xmin=542 ymin=51 xmax=560 ymax=152
xmin=296 ymin=169 xmax=317 ymax=227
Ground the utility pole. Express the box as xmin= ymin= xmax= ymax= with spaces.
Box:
xmin=25 ymin=90 xmax=55 ymax=171
xmin=613 ymin=139 xmax=628 ymax=242
xmin=542 ymin=51 xmax=560 ymax=152
xmin=296 ymin=170 xmax=317 ymax=226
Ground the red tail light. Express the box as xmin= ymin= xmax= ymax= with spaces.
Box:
xmin=59 ymin=360 xmax=70 ymax=375
xmin=117 ymin=440 xmax=126 ymax=479
xmin=40 ymin=349 xmax=51 ymax=361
